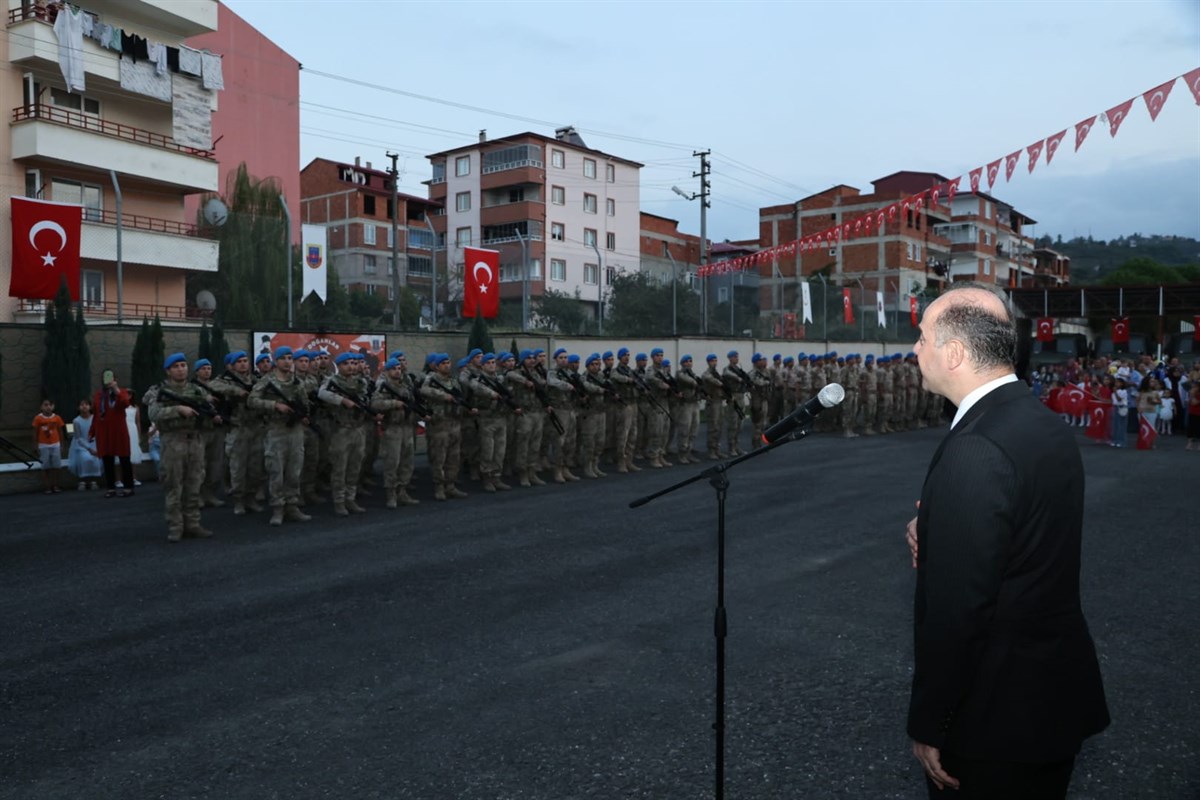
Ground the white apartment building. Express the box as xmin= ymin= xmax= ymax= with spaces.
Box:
xmin=1 ymin=0 xmax=221 ymax=322
xmin=936 ymin=192 xmax=1037 ymax=287
xmin=426 ymin=127 xmax=641 ymax=323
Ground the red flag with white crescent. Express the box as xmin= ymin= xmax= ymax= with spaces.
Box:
xmin=876 ymin=210 xmax=886 ymax=228
xmin=1111 ymin=316 xmax=1130 ymax=344
xmin=1027 ymin=140 xmax=1045 ymax=173
xmin=909 ymin=296 xmax=919 ymax=327
xmin=931 ymin=184 xmax=942 ymax=206
xmin=1194 ymin=315 xmax=1200 ymax=341
xmin=1086 ymin=401 xmax=1111 ymax=442
xmin=1045 ymin=130 xmax=1067 ymax=164
xmin=1004 ymin=151 xmax=1021 ymax=182
xmin=8 ymin=196 xmax=84 ymax=301
xmin=843 ymin=288 xmax=854 ymax=324
xmin=1106 ymin=97 xmax=1135 ymax=137
xmin=947 ymin=176 xmax=961 ymax=202
xmin=1136 ymin=415 xmax=1157 ymax=450
xmin=853 ymin=218 xmax=862 ymax=235
xmin=1184 ymin=67 xmax=1200 ymax=106
xmin=1142 ymin=78 xmax=1175 ymax=121
xmin=1063 ymin=385 xmax=1087 ymax=417
xmin=462 ymin=246 xmax=500 ymax=318
xmin=887 ymin=204 xmax=898 ymax=221
xmin=1075 ymin=116 xmax=1097 ymax=151
xmin=1036 ymin=317 xmax=1055 ymax=342
xmin=986 ymin=159 xmax=1002 ymax=190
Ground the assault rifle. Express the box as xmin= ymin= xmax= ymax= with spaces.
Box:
xmin=730 ymin=365 xmax=754 ymax=392
xmin=710 ymin=369 xmax=745 ymax=421
xmin=626 ymin=366 xmax=670 ymax=416
xmin=559 ymin=368 xmax=591 ymax=408
xmin=324 ymin=379 xmax=374 ymax=416
xmin=476 ymin=373 xmax=522 ymax=413
xmin=192 ymin=377 xmax=231 ymax=421
xmin=586 ymin=372 xmax=622 ymax=404
xmin=221 ymin=369 xmax=254 ymax=394
xmin=403 ymin=375 xmax=433 ymax=418
xmin=263 ymin=380 xmax=321 ymax=436
xmin=157 ymin=386 xmax=221 ymax=422
xmin=524 ymin=370 xmax=566 ymax=436
xmin=426 ymin=377 xmax=476 ymax=413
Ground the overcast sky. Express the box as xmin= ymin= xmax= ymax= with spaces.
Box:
xmin=226 ymin=0 xmax=1200 ymax=244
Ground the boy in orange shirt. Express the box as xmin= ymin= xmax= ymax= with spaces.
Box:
xmin=33 ymin=399 xmax=66 ymax=494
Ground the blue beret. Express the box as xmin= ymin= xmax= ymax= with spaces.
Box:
xmin=636 ymin=353 xmax=648 ymax=361
xmin=783 ymin=357 xmax=793 ymax=364
xmin=432 ymin=353 xmax=450 ymax=366
xmin=752 ymin=352 xmax=764 ymax=362
xmin=554 ymin=347 xmax=567 ymax=358
xmin=353 ymin=352 xmax=367 ymax=360
xmin=809 ymin=355 xmax=819 ymax=362
xmin=773 ymin=353 xmax=781 ymax=361
xmin=837 ymin=357 xmax=845 ymax=364
xmin=519 ymin=349 xmax=534 ymax=361
xmin=456 ymin=357 xmax=468 ymax=369
xmin=424 ymin=353 xmax=437 ymax=365
xmin=602 ymin=350 xmax=614 ymax=359
xmin=618 ymin=347 xmax=630 ymax=358
xmin=662 ymin=359 xmax=671 ymax=366
xmin=384 ymin=358 xmax=401 ymax=370
xmin=468 ymin=348 xmax=483 ymax=359
xmin=273 ymin=346 xmax=293 ymax=360
xmin=707 ymin=354 xmax=717 ymax=362
xmin=907 ymin=352 xmax=916 ymax=358
xmin=334 ymin=353 xmax=353 ymax=365
xmin=586 ymin=353 xmax=601 ymax=365
xmin=255 ymin=353 xmax=271 ymax=364
xmin=727 ymin=350 xmax=738 ymax=358
xmin=865 ymin=354 xmax=875 ymax=362
xmin=681 ymin=354 xmax=693 ymax=363
xmin=163 ymin=352 xmax=186 ymax=369
xmin=223 ymin=353 xmax=235 ymax=365
xmin=650 ymin=347 xmax=664 ymax=357
xmin=797 ymin=352 xmax=806 ymax=359
xmin=193 ymin=358 xmax=212 ymax=370
xmin=389 ymin=350 xmax=404 ymax=361
xmin=533 ymin=348 xmax=545 ymax=356
xmin=567 ymin=354 xmax=580 ymax=364
xmin=227 ymin=350 xmax=247 ymax=364
xmin=498 ymin=351 xmax=512 ymax=362
xmin=829 ymin=351 xmax=838 ymax=357
xmin=481 ymin=353 xmax=496 ymax=364
xmin=295 ymin=350 xmax=311 ymax=360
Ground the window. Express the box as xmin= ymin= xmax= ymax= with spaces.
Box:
xmin=363 ymin=223 xmax=376 ymax=245
xmin=906 ymin=243 xmax=914 ymax=260
xmin=606 ymin=198 xmax=615 ymax=217
xmin=606 ymin=232 xmax=616 ymax=251
xmin=717 ymin=286 xmax=729 ymax=303
xmin=507 ymin=188 xmax=525 ymax=204
xmin=456 ymin=192 xmax=471 ymax=212
xmin=984 ymin=202 xmax=992 ymax=219
xmin=551 ymin=259 xmax=566 ymax=282
xmin=584 ymin=263 xmax=598 ymax=285
xmin=529 ymin=258 xmax=542 ymax=278
xmin=455 ymin=155 xmax=470 ymax=177
xmin=49 ymin=87 xmax=99 ymax=115
xmin=363 ymin=195 xmax=376 ymax=215
xmin=408 ymin=256 xmax=432 ymax=276
xmin=606 ymin=266 xmax=617 ymax=285
xmin=915 ymin=244 xmax=922 ymax=262
xmin=551 ymin=222 xmax=565 ymax=241
xmin=983 ymin=232 xmax=992 ymax=246
xmin=983 ymin=259 xmax=992 ymax=275
xmin=551 ymin=149 xmax=565 ymax=168
xmin=456 ymin=227 xmax=472 ymax=248
xmin=365 ymin=283 xmax=378 ymax=296
xmin=583 ymin=159 xmax=596 ymax=179
xmin=82 ymin=270 xmax=103 ymax=307
xmin=583 ymin=228 xmax=597 ymax=248
xmin=25 ymin=169 xmax=41 ymax=198
xmin=430 ymin=162 xmax=446 ymax=184
xmin=364 ymin=254 xmax=377 ymax=274
xmin=52 ymin=179 xmax=101 ymax=221
xmin=606 ymin=164 xmax=615 ymax=183
xmin=551 ymin=185 xmax=565 ymax=205
xmin=583 ymin=193 xmax=597 ymax=214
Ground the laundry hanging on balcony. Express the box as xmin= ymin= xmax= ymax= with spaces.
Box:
xmin=200 ymin=51 xmax=224 ymax=91
xmin=52 ymin=4 xmax=87 ymax=93
xmin=120 ymin=58 xmax=171 ymax=102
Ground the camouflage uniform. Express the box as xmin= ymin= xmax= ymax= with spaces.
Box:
xmin=673 ymin=360 xmax=701 ymax=464
xmin=318 ymin=364 xmax=370 ymax=515
xmin=373 ymin=369 xmax=420 ymax=507
xmin=247 ymin=360 xmax=312 ymax=525
xmin=609 ymin=357 xmax=641 ymax=473
xmin=546 ymin=360 xmax=581 ymax=482
xmin=191 ymin=371 xmax=226 ymax=508
xmin=645 ymin=354 xmax=673 ymax=467
xmin=467 ymin=363 xmax=514 ymax=493
xmin=145 ymin=372 xmax=210 ymax=542
xmin=747 ymin=359 xmax=772 ymax=449
xmin=876 ymin=358 xmax=895 ymax=434
xmin=721 ymin=357 xmax=750 ymax=456
xmin=840 ymin=357 xmax=860 ymax=438
xmin=700 ymin=359 xmax=726 ymax=459
xmin=420 ymin=365 xmax=472 ymax=500
xmin=860 ymin=357 xmax=879 ymax=435
xmin=578 ymin=357 xmax=610 ymax=477
xmin=210 ymin=360 xmax=264 ymax=515
xmin=506 ymin=357 xmax=549 ymax=486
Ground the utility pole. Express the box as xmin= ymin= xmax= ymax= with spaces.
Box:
xmin=387 ymin=151 xmax=401 ymax=329
xmin=695 ymin=150 xmax=711 ymax=334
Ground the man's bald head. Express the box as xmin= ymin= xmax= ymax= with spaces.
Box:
xmin=927 ymin=283 xmax=1016 ymax=373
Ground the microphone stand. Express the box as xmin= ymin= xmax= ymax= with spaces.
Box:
xmin=629 ymin=426 xmax=811 ymax=800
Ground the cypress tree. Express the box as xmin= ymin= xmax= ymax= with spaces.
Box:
xmin=39 ymin=281 xmax=74 ymax=413
xmin=510 ymin=337 xmax=519 ymax=359
xmin=467 ymin=308 xmax=494 ymax=356
xmin=198 ymin=319 xmax=212 ymax=362
xmin=72 ymin=301 xmax=91 ymax=414
xmin=210 ymin=320 xmax=230 ymax=368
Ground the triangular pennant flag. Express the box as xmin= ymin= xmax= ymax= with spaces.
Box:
xmin=968 ymin=168 xmax=983 ymax=194
xmin=930 ymin=184 xmax=943 ymax=206
xmin=1045 ymin=130 xmax=1067 ymax=164
xmin=887 ymin=203 xmax=898 ymax=221
xmin=986 ymin=159 xmax=1002 ymax=190
xmin=853 ymin=218 xmax=862 ymax=235
xmin=1184 ymin=67 xmax=1200 ymax=106
xmin=1075 ymin=115 xmax=1097 ymax=151
xmin=1004 ymin=151 xmax=1021 ymax=182
xmin=876 ymin=210 xmax=885 ymax=228
xmin=1142 ymin=78 xmax=1175 ymax=121
xmin=1026 ymin=140 xmax=1044 ymax=173
xmin=1106 ymin=97 xmax=1135 ymax=137
xmin=947 ymin=176 xmax=961 ymax=202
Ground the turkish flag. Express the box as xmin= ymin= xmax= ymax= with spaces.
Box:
xmin=9 ymin=196 xmax=83 ymax=301
xmin=1062 ymin=385 xmax=1087 ymax=417
xmin=1142 ymin=78 xmax=1175 ymax=122
xmin=1136 ymin=415 xmax=1157 ymax=450
xmin=1045 ymin=130 xmax=1067 ymax=164
xmin=1106 ymin=97 xmax=1135 ymax=137
xmin=1184 ymin=67 xmax=1200 ymax=107
xmin=1086 ymin=401 xmax=1111 ymax=442
xmin=968 ymin=167 xmax=983 ymax=194
xmin=1004 ymin=150 xmax=1021 ymax=182
xmin=909 ymin=296 xmax=918 ymax=327
xmin=947 ymin=176 xmax=961 ymax=202
xmin=1194 ymin=315 xmax=1200 ymax=341
xmin=843 ymin=288 xmax=854 ymax=324
xmin=1112 ymin=317 xmax=1130 ymax=344
xmin=1026 ymin=140 xmax=1044 ymax=173
xmin=1036 ymin=317 xmax=1055 ymax=342
xmin=986 ymin=159 xmax=1002 ymax=190
xmin=1075 ymin=115 xmax=1097 ymax=152
xmin=461 ymin=246 xmax=500 ymax=319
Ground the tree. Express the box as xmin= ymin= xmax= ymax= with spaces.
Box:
xmin=210 ymin=319 xmax=230 ymax=368
xmin=533 ymin=288 xmax=587 ymax=334
xmin=392 ymin=286 xmax=422 ymax=329
xmin=467 ymin=308 xmax=495 ymax=355
xmin=131 ymin=316 xmax=164 ymax=413
xmin=198 ymin=319 xmax=212 ymax=361
xmin=348 ymin=290 xmax=386 ymax=323
xmin=297 ymin=262 xmax=352 ymax=328
xmin=606 ymin=271 xmax=701 ymax=337
xmin=40 ymin=280 xmax=90 ymax=416
xmin=1099 ymin=257 xmax=1185 ymax=286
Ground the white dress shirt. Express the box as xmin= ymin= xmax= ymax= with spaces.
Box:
xmin=951 ymin=374 xmax=1019 ymax=429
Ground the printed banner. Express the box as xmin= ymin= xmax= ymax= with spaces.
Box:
xmin=876 ymin=291 xmax=887 ymax=327
xmin=301 ymin=224 xmax=328 ymax=303
xmin=801 ymin=281 xmax=813 ymax=324
xmin=253 ymin=332 xmax=388 ymax=376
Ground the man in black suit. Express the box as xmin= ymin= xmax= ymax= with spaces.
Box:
xmin=905 ymin=285 xmax=1109 ymax=798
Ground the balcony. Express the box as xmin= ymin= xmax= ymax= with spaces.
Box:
xmin=82 ymin=212 xmax=219 ymax=272
xmin=16 ymin=298 xmax=210 ymax=322
xmin=12 ymin=105 xmax=218 ymax=192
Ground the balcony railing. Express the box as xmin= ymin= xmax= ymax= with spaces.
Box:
xmin=17 ymin=298 xmax=210 ymax=321
xmin=85 ymin=208 xmax=215 ymax=239
xmin=482 ymin=233 xmax=543 ymax=246
xmin=482 ymin=158 xmax=544 ymax=175
xmin=12 ymin=104 xmax=216 ymax=159
xmin=7 ymin=4 xmax=58 ymax=25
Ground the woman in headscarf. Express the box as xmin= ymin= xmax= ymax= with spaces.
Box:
xmin=89 ymin=368 xmax=134 ymax=497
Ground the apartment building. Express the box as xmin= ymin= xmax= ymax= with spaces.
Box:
xmin=1032 ymin=247 xmax=1071 ymax=286
xmin=2 ymin=0 xmax=223 ymax=323
xmin=301 ymin=157 xmax=441 ymax=305
xmin=425 ymin=127 xmax=641 ymax=323
xmin=934 ymin=191 xmax=1037 ymax=287
xmin=638 ymin=211 xmax=703 ymax=285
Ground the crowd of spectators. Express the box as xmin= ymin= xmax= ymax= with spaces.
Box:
xmin=1030 ymin=354 xmax=1200 ymax=450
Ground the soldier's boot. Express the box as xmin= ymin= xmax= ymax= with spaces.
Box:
xmin=346 ymin=496 xmax=367 ymax=513
xmin=650 ymin=456 xmax=665 ymax=468
xmin=708 ymin=450 xmax=721 ymax=461
xmin=659 ymin=455 xmax=674 ymax=467
xmin=269 ymin=507 xmax=285 ymax=527
xmin=627 ymin=456 xmax=642 ymax=472
xmin=385 ymin=489 xmax=398 ymax=509
xmin=202 ymin=492 xmax=225 ymax=508
xmin=553 ymin=467 xmax=566 ymax=484
xmin=355 ymin=486 xmax=373 ymax=498
xmin=233 ymin=500 xmax=247 ymax=516
xmin=493 ymin=474 xmax=512 ymax=491
xmin=482 ymin=478 xmax=497 ymax=493
xmin=615 ymin=459 xmax=629 ymax=474
xmin=284 ymin=505 xmax=312 ymax=522
xmin=434 ymin=483 xmax=448 ymax=501
xmin=843 ymin=430 xmax=859 ymax=439
xmin=582 ymin=462 xmax=598 ymax=478
xmin=167 ymin=527 xmax=184 ymax=543
xmin=917 ymin=420 xmax=928 ymax=429
xmin=518 ymin=470 xmax=532 ymax=488
xmin=563 ymin=467 xmax=580 ymax=482
xmin=593 ymin=458 xmax=607 ymax=478
xmin=399 ymin=487 xmax=420 ymax=505
xmin=333 ymin=500 xmax=350 ymax=517
xmin=307 ymin=490 xmax=328 ymax=504
xmin=361 ymin=475 xmax=377 ymax=489
xmin=529 ymin=470 xmax=547 ymax=486
xmin=863 ymin=427 xmax=877 ymax=436
xmin=447 ymin=485 xmax=469 ymax=499
xmin=247 ymin=500 xmax=264 ymax=513
xmin=469 ymin=466 xmax=481 ymax=481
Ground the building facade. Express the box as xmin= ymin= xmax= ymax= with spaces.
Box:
xmin=2 ymin=0 xmax=224 ymax=323
xmin=300 ymin=156 xmax=441 ymax=306
xmin=425 ymin=127 xmax=641 ymax=324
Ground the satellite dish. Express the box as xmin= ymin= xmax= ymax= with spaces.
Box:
xmin=203 ymin=197 xmax=228 ymax=227
xmin=196 ymin=290 xmax=217 ymax=310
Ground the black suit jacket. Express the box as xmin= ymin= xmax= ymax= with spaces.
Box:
xmin=909 ymin=380 xmax=1109 ymax=762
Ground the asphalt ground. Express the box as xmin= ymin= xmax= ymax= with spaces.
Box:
xmin=1 ymin=421 xmax=1196 ymax=800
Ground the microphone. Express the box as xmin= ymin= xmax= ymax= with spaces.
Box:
xmin=762 ymin=383 xmax=845 ymax=444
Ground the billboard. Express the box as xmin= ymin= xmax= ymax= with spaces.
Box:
xmin=252 ymin=331 xmax=389 ymax=376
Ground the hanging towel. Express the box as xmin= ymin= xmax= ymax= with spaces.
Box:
xmin=120 ymin=58 xmax=171 ymax=102
xmin=178 ymin=45 xmax=203 ymax=77
xmin=148 ymin=41 xmax=168 ymax=75
xmin=52 ymin=4 xmax=86 ymax=93
xmin=200 ymin=51 xmax=224 ymax=91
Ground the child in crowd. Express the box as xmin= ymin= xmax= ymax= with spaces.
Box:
xmin=1158 ymin=389 xmax=1174 ymax=436
xmin=1111 ymin=378 xmax=1129 ymax=448
xmin=32 ymin=399 xmax=66 ymax=493
xmin=68 ymin=399 xmax=103 ymax=489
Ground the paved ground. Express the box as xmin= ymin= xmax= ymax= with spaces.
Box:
xmin=1 ymin=422 xmax=1196 ymax=799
